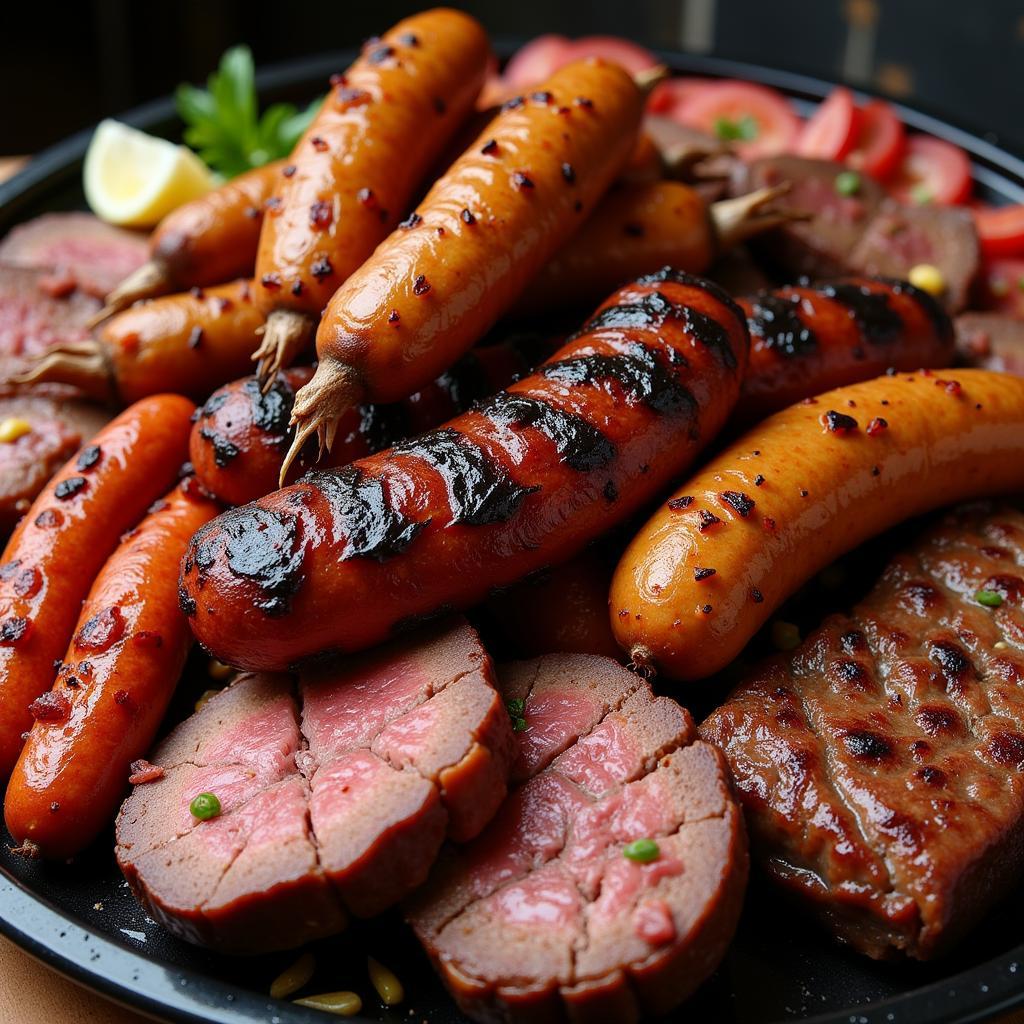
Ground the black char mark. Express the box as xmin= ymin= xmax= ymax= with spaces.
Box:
xmin=392 ymin=428 xmax=538 ymax=527
xmin=634 ymin=267 xmax=748 ymax=337
xmin=748 ymin=292 xmax=817 ymax=357
xmin=683 ymin=306 xmax=738 ymax=370
xmin=476 ymin=393 xmax=615 ymax=472
xmin=433 ymin=351 xmax=491 ymax=411
xmin=880 ymin=277 xmax=953 ymax=344
xmin=199 ymin=428 xmax=241 ymax=467
xmin=243 ymin=377 xmax=295 ymax=438
xmin=577 ymin=291 xmax=676 ymax=334
xmin=356 ymin=403 xmax=409 ymax=455
xmin=305 ymin=466 xmax=428 ymax=562
xmin=820 ymin=282 xmax=904 ymax=346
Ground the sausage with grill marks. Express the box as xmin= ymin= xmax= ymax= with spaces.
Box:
xmin=180 ymin=271 xmax=749 ymax=672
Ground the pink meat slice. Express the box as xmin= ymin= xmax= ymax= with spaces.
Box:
xmin=115 ymin=618 xmax=514 ymax=953
xmin=0 ymin=213 xmax=147 ymax=298
xmin=408 ymin=654 xmax=749 ymax=1024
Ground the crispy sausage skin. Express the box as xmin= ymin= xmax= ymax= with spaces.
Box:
xmin=103 ymin=162 xmax=282 ymax=314
xmin=611 ymin=368 xmax=1024 ymax=681
xmin=19 ymin=280 xmax=264 ymax=405
xmin=0 ymin=395 xmax=194 ymax=779
xmin=181 ymin=271 xmax=749 ymax=671
xmin=739 ymin=277 xmax=955 ymax=420
xmin=5 ymin=480 xmax=219 ymax=859
xmin=287 ymin=58 xmax=646 ymax=464
xmin=252 ymin=9 xmax=491 ymax=378
xmin=191 ymin=340 xmax=534 ymax=506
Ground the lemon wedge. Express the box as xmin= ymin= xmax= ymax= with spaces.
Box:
xmin=83 ymin=119 xmax=215 ymax=228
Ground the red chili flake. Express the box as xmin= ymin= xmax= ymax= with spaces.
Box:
xmin=310 ymin=135 xmax=328 ymax=152
xmin=78 ymin=661 xmax=92 ymax=678
xmin=291 ymin=280 xmax=303 ymax=297
xmin=754 ymin=474 xmax=765 ymax=487
xmin=751 ymin=588 xmax=764 ymax=603
xmin=502 ymin=96 xmax=525 ymax=111
xmin=309 ymin=200 xmax=333 ymax=229
xmin=574 ymin=96 xmax=594 ymax=108
xmin=244 ymin=205 xmax=261 ymax=219
xmin=63 ymin=675 xmax=80 ymax=689
xmin=937 ymin=378 xmax=962 ymax=396
xmin=624 ymin=222 xmax=645 ymax=237
xmin=512 ymin=171 xmax=535 ymax=191
xmin=310 ymin=256 xmax=334 ymax=281
xmin=76 ymin=445 xmax=102 ymax=471
xmin=13 ymin=567 xmax=41 ymax=598
xmin=0 ymin=617 xmax=31 ymax=646
xmin=975 ymin=403 xmax=983 ymax=410
xmin=871 ymin=465 xmax=881 ymax=476
xmin=367 ymin=44 xmax=395 ymax=64
xmin=114 ymin=689 xmax=131 ymax=706
xmin=388 ymin=309 xmax=401 ymax=324
xmin=215 ymin=296 xmax=233 ymax=314
xmin=560 ymin=162 xmax=576 ymax=184
xmin=261 ymin=272 xmax=282 ymax=290
xmin=34 ymin=509 xmax=62 ymax=529
xmin=128 ymin=759 xmax=165 ymax=785
xmin=800 ymin=488 xmax=809 ymax=497
xmin=531 ymin=90 xmax=554 ymax=104
xmin=133 ymin=630 xmax=163 ymax=649
xmin=76 ymin=606 xmax=126 ymax=653
xmin=436 ymin=226 xmax=446 ymax=237
xmin=357 ymin=187 xmax=377 ymax=208
xmin=413 ymin=274 xmax=431 ymax=296
xmin=282 ymin=164 xmax=296 ymax=177
xmin=460 ymin=208 xmax=476 ymax=225
xmin=847 ymin=399 xmax=857 ymax=408
xmin=698 ymin=509 xmax=722 ymax=532
xmin=50 ymin=802 xmax=59 ymax=813
xmin=400 ymin=211 xmax=423 ymax=230
xmin=29 ymin=692 xmax=70 ymax=723
xmin=265 ymin=196 xmax=282 ymax=213
xmin=433 ymin=96 xmax=446 ymax=115
xmin=187 ymin=326 xmax=204 ymax=350
xmin=481 ymin=139 xmax=499 ymax=156
xmin=336 ymin=86 xmax=371 ymax=108
xmin=762 ymin=516 xmax=777 ymax=531
xmin=866 ymin=416 xmax=888 ymax=436
xmin=189 ymin=286 xmax=204 ymax=299
xmin=824 ymin=409 xmax=858 ymax=434
xmin=694 ymin=567 xmax=716 ymax=581
xmin=720 ymin=491 xmax=755 ymax=517
xmin=603 ymin=480 xmax=618 ymax=502
xmin=54 ymin=476 xmax=87 ymax=500
xmin=667 ymin=495 xmax=693 ymax=510
xmin=701 ymin=604 xmax=713 ymax=614
xmin=329 ymin=73 xmax=346 ymax=87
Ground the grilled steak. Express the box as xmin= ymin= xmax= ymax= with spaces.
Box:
xmin=410 ymin=654 xmax=747 ymax=1024
xmin=955 ymin=312 xmax=1024 ymax=376
xmin=701 ymin=502 xmax=1024 ymax=960
xmin=116 ymin=618 xmax=514 ymax=953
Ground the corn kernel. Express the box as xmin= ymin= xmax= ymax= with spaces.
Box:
xmin=208 ymin=659 xmax=234 ymax=681
xmin=908 ymin=263 xmax=946 ymax=296
xmin=0 ymin=418 xmax=32 ymax=443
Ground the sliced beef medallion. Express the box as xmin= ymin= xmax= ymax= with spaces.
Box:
xmin=955 ymin=312 xmax=1024 ymax=376
xmin=410 ymin=654 xmax=747 ymax=1024
xmin=702 ymin=502 xmax=1024 ymax=960
xmin=116 ymin=618 xmax=515 ymax=954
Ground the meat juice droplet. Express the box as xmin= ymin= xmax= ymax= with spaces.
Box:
xmin=29 ymin=691 xmax=70 ymax=723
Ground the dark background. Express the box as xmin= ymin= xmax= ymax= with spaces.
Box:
xmin=2 ymin=0 xmax=1022 ymax=156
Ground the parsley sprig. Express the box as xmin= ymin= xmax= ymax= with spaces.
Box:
xmin=175 ymin=45 xmax=321 ymax=178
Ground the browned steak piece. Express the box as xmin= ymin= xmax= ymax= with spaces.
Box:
xmin=116 ymin=618 xmax=514 ymax=953
xmin=849 ymin=200 xmax=980 ymax=312
xmin=701 ymin=502 xmax=1024 ymax=960
xmin=410 ymin=654 xmax=747 ymax=1024
xmin=955 ymin=312 xmax=1024 ymax=376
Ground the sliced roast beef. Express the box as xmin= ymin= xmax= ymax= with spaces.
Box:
xmin=955 ymin=312 xmax=1024 ymax=375
xmin=410 ymin=654 xmax=747 ymax=1024
xmin=849 ymin=200 xmax=979 ymax=312
xmin=733 ymin=156 xmax=886 ymax=279
xmin=701 ymin=502 xmax=1024 ymax=960
xmin=116 ymin=618 xmax=515 ymax=953
xmin=0 ymin=213 xmax=147 ymax=299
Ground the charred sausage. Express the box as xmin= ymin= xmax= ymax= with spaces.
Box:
xmin=17 ymin=280 xmax=263 ymax=405
xmin=4 ymin=479 xmax=219 ymax=859
xmin=100 ymin=162 xmax=283 ymax=317
xmin=191 ymin=339 xmax=537 ymax=506
xmin=611 ymin=369 xmax=1024 ymax=681
xmin=285 ymin=58 xmax=648 ymax=470
xmin=252 ymin=9 xmax=491 ymax=381
xmin=181 ymin=271 xmax=749 ymax=671
xmin=739 ymin=277 xmax=955 ymax=420
xmin=0 ymin=394 xmax=194 ymax=779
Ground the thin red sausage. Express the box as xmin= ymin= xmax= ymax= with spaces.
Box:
xmin=5 ymin=480 xmax=220 ymax=859
xmin=0 ymin=395 xmax=194 ymax=779
xmin=180 ymin=271 xmax=749 ymax=671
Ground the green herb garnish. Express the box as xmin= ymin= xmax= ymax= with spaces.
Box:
xmin=190 ymin=792 xmax=222 ymax=820
xmin=910 ymin=183 xmax=933 ymax=205
xmin=976 ymin=589 xmax=1004 ymax=608
xmin=714 ymin=115 xmax=758 ymax=142
xmin=505 ymin=697 xmax=527 ymax=733
xmin=176 ymin=45 xmax=321 ymax=178
xmin=623 ymin=838 xmax=660 ymax=863
xmin=834 ymin=170 xmax=861 ymax=197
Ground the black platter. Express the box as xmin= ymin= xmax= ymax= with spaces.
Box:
xmin=1 ymin=44 xmax=1023 ymax=1024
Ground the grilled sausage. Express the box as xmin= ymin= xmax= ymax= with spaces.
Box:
xmin=252 ymin=9 xmax=491 ymax=381
xmin=285 ymin=58 xmax=647 ymax=471
xmin=181 ymin=271 xmax=749 ymax=671
xmin=739 ymin=277 xmax=955 ymax=420
xmin=0 ymin=394 xmax=194 ymax=779
xmin=610 ymin=369 xmax=1024 ymax=681
xmin=191 ymin=339 xmax=537 ymax=506
xmin=5 ymin=479 xmax=219 ymax=860
xmin=100 ymin=162 xmax=283 ymax=317
xmin=16 ymin=280 xmax=263 ymax=405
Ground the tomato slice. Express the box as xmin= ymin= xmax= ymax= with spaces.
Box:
xmin=845 ymin=99 xmax=905 ymax=180
xmin=888 ymin=135 xmax=972 ymax=206
xmin=972 ymin=203 xmax=1024 ymax=259
xmin=666 ymin=80 xmax=800 ymax=159
xmin=501 ymin=34 xmax=573 ymax=89
xmin=565 ymin=35 xmax=659 ymax=74
xmin=796 ymin=87 xmax=860 ymax=160
xmin=980 ymin=258 xmax=1024 ymax=317
xmin=647 ymin=77 xmax=720 ymax=117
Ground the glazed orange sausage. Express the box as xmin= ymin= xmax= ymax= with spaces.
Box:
xmin=191 ymin=339 xmax=536 ymax=506
xmin=4 ymin=479 xmax=219 ymax=859
xmin=180 ymin=271 xmax=748 ymax=671
xmin=610 ymin=369 xmax=1024 ymax=681
xmin=286 ymin=58 xmax=646 ymax=469
xmin=19 ymin=281 xmax=263 ymax=405
xmin=253 ymin=9 xmax=491 ymax=380
xmin=738 ymin=277 xmax=955 ymax=420
xmin=102 ymin=161 xmax=283 ymax=316
xmin=0 ymin=395 xmax=193 ymax=779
